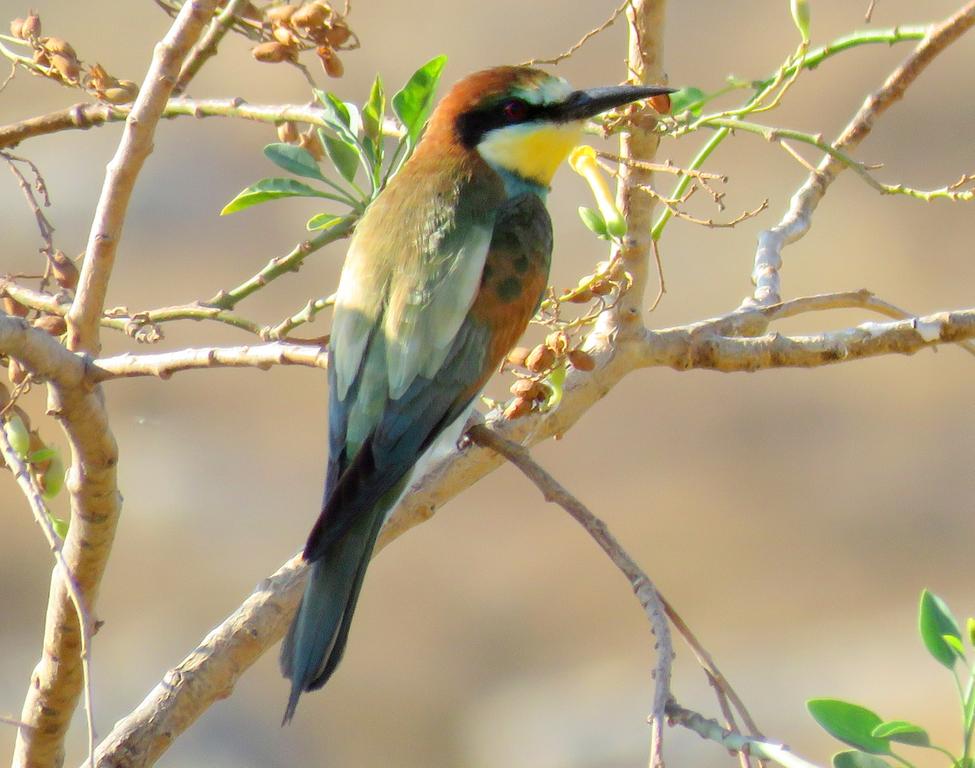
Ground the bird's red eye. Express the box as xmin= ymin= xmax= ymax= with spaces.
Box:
xmin=502 ymin=100 xmax=528 ymax=122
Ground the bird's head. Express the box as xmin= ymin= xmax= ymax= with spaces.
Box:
xmin=423 ymin=66 xmax=674 ymax=189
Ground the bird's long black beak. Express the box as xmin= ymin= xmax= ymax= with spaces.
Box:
xmin=557 ymin=84 xmax=676 ymax=121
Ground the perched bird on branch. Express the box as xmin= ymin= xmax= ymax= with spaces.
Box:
xmin=281 ymin=65 xmax=672 ymax=721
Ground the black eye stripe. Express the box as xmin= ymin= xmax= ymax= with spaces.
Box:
xmin=455 ymin=99 xmax=558 ymax=148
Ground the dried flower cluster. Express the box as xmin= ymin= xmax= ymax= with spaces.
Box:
xmin=248 ymin=1 xmax=357 ymax=77
xmin=7 ymin=10 xmax=139 ymax=103
xmin=500 ymin=258 xmax=630 ymax=421
xmin=276 ymin=118 xmax=325 ymax=160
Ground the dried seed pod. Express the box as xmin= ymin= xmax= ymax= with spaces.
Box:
xmin=239 ymin=2 xmax=262 ymax=22
xmin=298 ymin=127 xmax=325 ymax=160
xmin=525 ymin=344 xmax=555 ymax=373
xmin=40 ymin=36 xmax=76 ymax=57
xmin=323 ymin=19 xmax=352 ymax=47
xmin=87 ymin=62 xmax=114 ymax=91
xmin=8 ymin=358 xmax=27 ymax=386
xmin=252 ymin=41 xmax=291 ymax=63
xmin=277 ymin=120 xmax=299 ymax=144
xmin=50 ymin=53 xmax=80 ymax=82
xmin=22 ymin=11 xmax=40 ymax=39
xmin=506 ymin=346 xmax=531 ymax=368
xmin=31 ymin=48 xmax=49 ymax=67
xmin=545 ymin=331 xmax=568 ymax=355
xmin=291 ymin=2 xmax=328 ymax=28
xmin=10 ymin=18 xmax=25 ymax=38
xmin=2 ymin=295 xmax=29 ymax=317
xmin=317 ymin=46 xmax=343 ymax=77
xmin=265 ymin=3 xmax=298 ymax=23
xmin=503 ymin=396 xmax=533 ymax=421
xmin=33 ymin=315 xmax=67 ymax=337
xmin=567 ymin=349 xmax=595 ymax=371
xmin=510 ymin=378 xmax=543 ymax=400
xmin=50 ymin=250 xmax=79 ymax=291
xmin=272 ymin=23 xmax=297 ymax=46
xmin=590 ymin=279 xmax=613 ymax=296
xmin=564 ymin=288 xmax=593 ymax=304
xmin=648 ymin=92 xmax=671 ymax=114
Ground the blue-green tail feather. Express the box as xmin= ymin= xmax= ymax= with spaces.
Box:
xmin=280 ymin=505 xmax=384 ymax=724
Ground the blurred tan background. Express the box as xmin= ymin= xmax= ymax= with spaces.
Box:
xmin=2 ymin=1 xmax=974 ymax=766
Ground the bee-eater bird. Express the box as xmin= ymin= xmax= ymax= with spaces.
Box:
xmin=281 ymin=65 xmax=673 ymax=721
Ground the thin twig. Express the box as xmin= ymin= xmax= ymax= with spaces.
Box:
xmin=666 ymin=702 xmax=822 ymax=768
xmin=522 ymin=0 xmax=632 ymax=66
xmin=745 ymin=1 xmax=975 ymax=306
xmin=175 ymin=0 xmax=250 ymax=93
xmin=467 ymin=424 xmax=673 ymax=768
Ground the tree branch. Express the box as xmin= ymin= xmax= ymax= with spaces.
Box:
xmin=597 ymin=0 xmax=667 ymax=339
xmin=747 ymin=0 xmax=975 ymax=306
xmin=466 ymin=425 xmax=672 ymax=768
xmin=65 ymin=0 xmax=221 ymax=354
xmin=666 ymin=702 xmax=822 ymax=768
xmin=11 ymin=2 xmax=220 ymax=766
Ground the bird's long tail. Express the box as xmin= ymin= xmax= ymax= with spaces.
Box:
xmin=280 ymin=505 xmax=384 ymax=723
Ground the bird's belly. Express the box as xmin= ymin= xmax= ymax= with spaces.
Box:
xmin=382 ymin=400 xmax=477 ymax=523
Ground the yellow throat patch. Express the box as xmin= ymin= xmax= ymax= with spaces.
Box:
xmin=477 ymin=121 xmax=584 ymax=187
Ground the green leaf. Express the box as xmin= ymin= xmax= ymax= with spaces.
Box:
xmin=393 ymin=54 xmax=447 ymax=146
xmin=363 ymin=74 xmax=385 ymax=144
xmin=919 ymin=589 xmax=963 ymax=669
xmin=943 ymin=634 xmax=966 ymax=659
xmin=27 ymin=446 xmax=56 ymax=464
xmin=967 ymin=617 xmax=975 ymax=646
xmin=669 ymin=86 xmax=706 ymax=117
xmin=306 ymin=212 xmax=345 ymax=231
xmin=578 ymin=206 xmax=609 ymax=238
xmin=871 ymin=721 xmax=930 ymax=747
xmin=263 ymin=143 xmax=326 ymax=182
xmin=790 ymin=0 xmax=811 ymax=43
xmin=321 ymin=130 xmax=360 ymax=184
xmin=40 ymin=451 xmax=64 ymax=500
xmin=48 ymin=513 xmax=69 ymax=539
xmin=808 ymin=699 xmax=891 ymax=755
xmin=221 ymin=178 xmax=336 ymax=215
xmin=541 ymin=363 xmax=566 ymax=411
xmin=314 ymin=90 xmax=359 ymax=145
xmin=832 ymin=751 xmax=892 ymax=768
xmin=3 ymin=414 xmax=30 ymax=457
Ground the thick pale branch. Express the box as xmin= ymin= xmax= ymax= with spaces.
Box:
xmin=65 ymin=0 xmax=221 ymax=354
xmin=82 ymin=298 xmax=975 ymax=765
xmin=11 ymin=3 xmax=220 ymax=767
xmin=598 ymin=0 xmax=667 ymax=339
xmin=90 ymin=342 xmax=327 ymax=380
xmin=748 ymin=0 xmax=975 ymax=306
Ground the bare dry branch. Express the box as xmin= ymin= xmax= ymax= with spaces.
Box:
xmin=89 ymin=342 xmax=328 ymax=381
xmin=65 ymin=0 xmax=221 ymax=354
xmin=747 ymin=0 xmax=975 ymax=306
xmin=467 ymin=425 xmax=672 ymax=768
xmin=523 ymin=0 xmax=632 ymax=66
xmin=596 ymin=0 xmax=668 ymax=340
xmin=10 ymin=2 xmax=220 ymax=766
xmin=666 ymin=702 xmax=821 ymax=768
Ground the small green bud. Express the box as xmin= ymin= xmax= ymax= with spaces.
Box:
xmin=790 ymin=0 xmax=811 ymax=43
xmin=4 ymin=414 xmax=30 ymax=458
